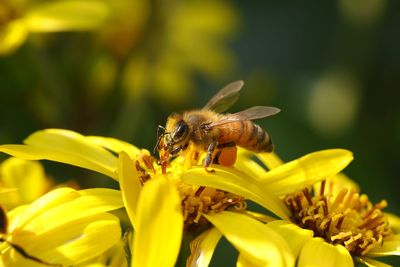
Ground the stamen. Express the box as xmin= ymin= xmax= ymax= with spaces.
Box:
xmin=322 ymin=198 xmax=329 ymax=216
xmin=336 ymin=216 xmax=344 ymax=230
xmin=180 ymin=184 xmax=246 ymax=232
xmin=194 ymin=186 xmax=206 ymax=197
xmin=284 ymin=183 xmax=393 ymax=256
xmin=330 ymin=188 xmax=348 ymax=212
xmin=137 ymin=151 xmax=247 ymax=233
xmin=303 ymin=189 xmax=313 ymax=205
xmin=320 ymin=180 xmax=326 ymax=196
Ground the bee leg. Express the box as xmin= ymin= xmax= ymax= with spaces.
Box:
xmin=212 ymin=151 xmax=221 ymax=164
xmin=204 ymin=140 xmax=217 ymax=172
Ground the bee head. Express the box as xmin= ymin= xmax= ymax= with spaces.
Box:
xmin=157 ymin=113 xmax=190 ymax=157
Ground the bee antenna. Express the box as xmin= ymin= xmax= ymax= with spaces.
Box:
xmin=156 ymin=125 xmax=166 ymax=140
xmin=154 ymin=126 xmax=167 ymax=153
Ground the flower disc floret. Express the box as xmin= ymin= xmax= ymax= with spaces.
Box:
xmin=284 ymin=180 xmax=392 ymax=256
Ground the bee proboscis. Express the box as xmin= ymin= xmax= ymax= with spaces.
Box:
xmin=156 ymin=80 xmax=280 ymax=173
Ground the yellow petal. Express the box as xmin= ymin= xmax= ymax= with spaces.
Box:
xmin=24 ymin=0 xmax=110 ymax=32
xmin=257 ymin=152 xmax=284 ymax=169
xmin=237 ymin=253 xmax=264 ymax=267
xmin=10 ymin=187 xmax=123 ymax=234
xmin=386 ymin=213 xmax=400 ymax=234
xmin=259 ymin=149 xmax=353 ymax=196
xmin=235 ymin=149 xmax=284 ymax=178
xmin=187 ymin=227 xmax=222 ymax=267
xmin=267 ymin=220 xmax=314 ymax=258
xmin=244 ymin=210 xmax=277 ymax=223
xmin=132 ymin=178 xmax=183 ymax=267
xmin=118 ymin=151 xmax=142 ymax=228
xmin=106 ymin=239 xmax=129 ymax=267
xmin=298 ymin=237 xmax=353 ymax=267
xmin=0 ymin=187 xmax=17 ymax=194
xmin=367 ymin=234 xmax=400 ymax=257
xmin=204 ymin=211 xmax=295 ymax=267
xmin=234 ymin=149 xmax=267 ymax=178
xmin=9 ymin=187 xmax=77 ymax=232
xmin=0 ymin=20 xmax=28 ymax=56
xmin=24 ymin=189 xmax=123 ymax=235
xmin=313 ymin=173 xmax=360 ymax=197
xmin=180 ymin=165 xmax=290 ymax=219
xmin=0 ymin=157 xmax=49 ymax=207
xmin=356 ymin=257 xmax=393 ymax=267
xmin=6 ymin=213 xmax=121 ymax=266
xmin=88 ymin=136 xmax=142 ymax=159
xmin=0 ymin=129 xmax=117 ymax=179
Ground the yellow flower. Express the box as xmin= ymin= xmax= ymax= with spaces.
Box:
xmin=0 ymin=0 xmax=110 ymax=55
xmin=119 ymin=151 xmax=294 ymax=267
xmin=0 ymin=129 xmax=297 ymax=266
xmin=281 ymin=175 xmax=400 ymax=267
xmin=0 ymin=157 xmax=51 ymax=209
xmin=182 ymin=148 xmax=400 ymax=267
xmin=180 ymin=148 xmax=354 ymax=266
xmin=0 ymin=187 xmax=123 ymax=266
xmin=181 ymin=148 xmax=354 ymax=221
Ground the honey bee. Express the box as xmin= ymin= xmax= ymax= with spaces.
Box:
xmin=155 ymin=80 xmax=280 ymax=172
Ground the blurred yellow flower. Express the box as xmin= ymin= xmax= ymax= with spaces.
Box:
xmin=137 ymin=0 xmax=238 ymax=105
xmin=0 ymin=157 xmax=51 ymax=209
xmin=89 ymin=0 xmax=239 ymax=106
xmin=0 ymin=0 xmax=110 ymax=55
xmin=0 ymin=187 xmax=123 ymax=266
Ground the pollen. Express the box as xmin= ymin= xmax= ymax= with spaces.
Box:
xmin=178 ymin=183 xmax=246 ymax=232
xmin=284 ymin=180 xmax=392 ymax=256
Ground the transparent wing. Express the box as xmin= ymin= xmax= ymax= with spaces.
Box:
xmin=202 ymin=80 xmax=244 ymax=113
xmin=208 ymin=106 xmax=280 ymax=127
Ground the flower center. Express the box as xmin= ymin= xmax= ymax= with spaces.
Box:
xmin=284 ymin=180 xmax=392 ymax=256
xmin=135 ymin=152 xmax=247 ymax=233
xmin=178 ymin=183 xmax=246 ymax=232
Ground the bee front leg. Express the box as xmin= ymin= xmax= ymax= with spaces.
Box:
xmin=204 ymin=140 xmax=217 ymax=172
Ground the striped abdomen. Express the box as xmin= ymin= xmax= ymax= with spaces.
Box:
xmin=217 ymin=120 xmax=273 ymax=152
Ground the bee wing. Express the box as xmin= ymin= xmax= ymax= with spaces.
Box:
xmin=202 ymin=80 xmax=244 ymax=113
xmin=208 ymin=106 xmax=280 ymax=127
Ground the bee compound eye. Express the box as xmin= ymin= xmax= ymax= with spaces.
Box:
xmin=174 ymin=120 xmax=188 ymax=140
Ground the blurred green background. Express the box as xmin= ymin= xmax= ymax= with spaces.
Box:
xmin=1 ymin=0 xmax=399 ymax=265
